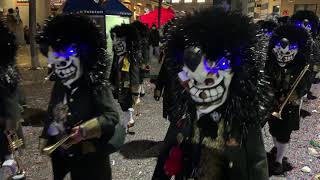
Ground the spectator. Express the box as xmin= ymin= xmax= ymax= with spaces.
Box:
xmin=149 ymin=24 xmax=160 ymax=59
xmin=23 ymin=25 xmax=30 ymax=44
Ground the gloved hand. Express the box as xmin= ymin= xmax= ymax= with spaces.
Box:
xmin=154 ymin=90 xmax=161 ymax=101
xmin=38 ymin=138 xmax=48 ymax=154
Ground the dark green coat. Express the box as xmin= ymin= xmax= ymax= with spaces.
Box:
xmin=41 ymin=79 xmax=120 ymax=155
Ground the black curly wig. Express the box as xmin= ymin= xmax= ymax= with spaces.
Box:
xmin=38 ymin=14 xmax=109 ymax=86
xmin=267 ymin=24 xmax=311 ymax=69
xmin=110 ymin=23 xmax=140 ymax=55
xmin=166 ymin=8 xmax=274 ymax=138
xmin=0 ymin=20 xmax=19 ymax=92
xmin=291 ymin=10 xmax=319 ymax=37
xmin=131 ymin=21 xmax=149 ymax=39
xmin=260 ymin=20 xmax=278 ymax=34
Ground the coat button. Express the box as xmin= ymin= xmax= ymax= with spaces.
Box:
xmin=68 ymin=112 xmax=72 ymax=116
xmin=229 ymin=161 xmax=233 ymax=168
xmin=70 ymin=98 xmax=74 ymax=102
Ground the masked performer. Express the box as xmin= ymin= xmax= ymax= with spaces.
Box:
xmin=38 ymin=15 xmax=120 ymax=180
xmin=265 ymin=24 xmax=313 ymax=175
xmin=154 ymin=8 xmax=273 ymax=180
xmin=0 ymin=20 xmax=25 ymax=179
xmin=132 ymin=21 xmax=150 ymax=97
xmin=110 ymin=24 xmax=141 ymax=132
xmin=291 ymin=10 xmax=320 ymax=99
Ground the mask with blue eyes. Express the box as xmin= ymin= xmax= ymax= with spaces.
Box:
xmin=178 ymin=47 xmax=234 ymax=116
xmin=48 ymin=45 xmax=83 ymax=87
xmin=295 ymin=19 xmax=312 ymax=33
xmin=272 ymin=38 xmax=298 ymax=67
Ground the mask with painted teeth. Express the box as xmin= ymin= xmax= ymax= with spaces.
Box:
xmin=112 ymin=33 xmax=127 ymax=56
xmin=48 ymin=46 xmax=83 ymax=87
xmin=272 ymin=38 xmax=298 ymax=67
xmin=179 ymin=47 xmax=234 ymax=115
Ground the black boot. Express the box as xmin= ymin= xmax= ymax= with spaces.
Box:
xmin=300 ymin=109 xmax=312 ymax=118
xmin=307 ymin=92 xmax=317 ymax=100
xmin=270 ymin=162 xmax=284 ymax=175
xmin=282 ymin=157 xmax=294 ymax=172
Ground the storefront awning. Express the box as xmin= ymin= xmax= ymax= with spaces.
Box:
xmin=63 ymin=0 xmax=104 ymax=15
xmin=101 ymin=0 xmax=132 ymax=17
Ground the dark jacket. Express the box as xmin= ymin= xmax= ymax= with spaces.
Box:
xmin=110 ymin=53 xmax=141 ymax=97
xmin=149 ymin=29 xmax=160 ymax=47
xmin=266 ymin=62 xmax=312 ymax=130
xmin=41 ymin=79 xmax=119 ymax=155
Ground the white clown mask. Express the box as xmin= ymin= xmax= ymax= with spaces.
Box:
xmin=112 ymin=33 xmax=127 ymax=56
xmin=296 ymin=19 xmax=312 ymax=33
xmin=272 ymin=38 xmax=298 ymax=67
xmin=178 ymin=47 xmax=234 ymax=116
xmin=48 ymin=45 xmax=83 ymax=87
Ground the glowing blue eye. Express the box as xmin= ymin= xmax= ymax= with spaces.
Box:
xmin=66 ymin=47 xmax=77 ymax=56
xmin=276 ymin=42 xmax=281 ymax=47
xmin=289 ymin=44 xmax=298 ymax=50
xmin=217 ymin=58 xmax=231 ymax=70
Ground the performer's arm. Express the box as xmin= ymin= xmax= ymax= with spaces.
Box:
xmin=79 ymin=86 xmax=119 ymax=141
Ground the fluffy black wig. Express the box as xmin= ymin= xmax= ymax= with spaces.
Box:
xmin=260 ymin=20 xmax=278 ymax=34
xmin=267 ymin=24 xmax=312 ymax=70
xmin=110 ymin=24 xmax=140 ymax=52
xmin=0 ymin=20 xmax=19 ymax=92
xmin=38 ymin=14 xmax=109 ymax=86
xmin=291 ymin=10 xmax=319 ymax=37
xmin=131 ymin=21 xmax=149 ymax=39
xmin=166 ymin=8 xmax=273 ymax=138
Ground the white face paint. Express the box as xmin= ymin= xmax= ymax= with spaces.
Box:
xmin=112 ymin=33 xmax=127 ymax=56
xmin=180 ymin=54 xmax=234 ymax=115
xmin=272 ymin=38 xmax=298 ymax=67
xmin=48 ymin=46 xmax=83 ymax=87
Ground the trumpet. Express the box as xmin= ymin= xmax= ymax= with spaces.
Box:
xmin=3 ymin=130 xmax=26 ymax=180
xmin=272 ymin=64 xmax=310 ymax=120
xmin=42 ymin=134 xmax=72 ymax=155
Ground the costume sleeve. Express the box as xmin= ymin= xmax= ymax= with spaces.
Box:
xmin=0 ymin=88 xmax=20 ymax=130
xmin=155 ymin=61 xmax=168 ymax=91
xmin=129 ymin=55 xmax=141 ymax=94
xmin=40 ymin=83 xmax=58 ymax=139
xmin=92 ymin=86 xmax=119 ymax=141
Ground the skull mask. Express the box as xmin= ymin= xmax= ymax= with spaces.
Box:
xmin=272 ymin=38 xmax=298 ymax=67
xmin=295 ymin=19 xmax=312 ymax=33
xmin=112 ymin=33 xmax=127 ymax=56
xmin=48 ymin=45 xmax=83 ymax=87
xmin=178 ymin=47 xmax=234 ymax=115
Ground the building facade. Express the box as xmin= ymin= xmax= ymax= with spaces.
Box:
xmin=280 ymin=0 xmax=320 ymax=17
xmin=0 ymin=0 xmax=50 ymax=26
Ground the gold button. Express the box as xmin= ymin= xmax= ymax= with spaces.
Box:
xmin=67 ymin=112 xmax=72 ymax=116
xmin=229 ymin=161 xmax=233 ymax=168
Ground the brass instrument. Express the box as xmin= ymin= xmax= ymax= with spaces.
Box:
xmin=42 ymin=120 xmax=83 ymax=155
xmin=42 ymin=134 xmax=72 ymax=155
xmin=3 ymin=130 xmax=26 ymax=180
xmin=272 ymin=64 xmax=310 ymax=120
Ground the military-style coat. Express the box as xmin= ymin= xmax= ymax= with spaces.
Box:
xmin=41 ymin=78 xmax=119 ymax=155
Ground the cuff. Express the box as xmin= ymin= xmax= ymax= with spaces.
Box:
xmin=80 ymin=118 xmax=102 ymax=140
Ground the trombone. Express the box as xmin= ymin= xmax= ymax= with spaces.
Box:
xmin=42 ymin=134 xmax=72 ymax=155
xmin=272 ymin=64 xmax=310 ymax=120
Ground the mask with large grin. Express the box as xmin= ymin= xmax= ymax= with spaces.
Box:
xmin=48 ymin=46 xmax=83 ymax=86
xmin=272 ymin=38 xmax=298 ymax=67
xmin=179 ymin=47 xmax=234 ymax=115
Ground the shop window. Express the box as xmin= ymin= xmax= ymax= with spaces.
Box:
xmin=294 ymin=4 xmax=317 ymax=13
xmin=197 ymin=0 xmax=205 ymax=3
xmin=172 ymin=0 xmax=180 ymax=3
xmin=184 ymin=0 xmax=192 ymax=3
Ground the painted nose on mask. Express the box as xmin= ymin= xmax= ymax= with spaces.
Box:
xmin=280 ymin=38 xmax=289 ymax=48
